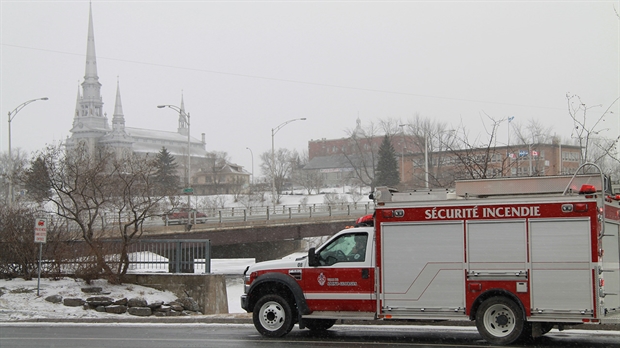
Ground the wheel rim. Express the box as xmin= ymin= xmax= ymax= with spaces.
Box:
xmin=482 ymin=303 xmax=516 ymax=338
xmin=258 ymin=301 xmax=286 ymax=331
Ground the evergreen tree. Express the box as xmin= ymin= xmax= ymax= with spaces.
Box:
xmin=23 ymin=156 xmax=51 ymax=203
xmin=375 ymin=135 xmax=400 ymax=187
xmin=154 ymin=147 xmax=180 ymax=194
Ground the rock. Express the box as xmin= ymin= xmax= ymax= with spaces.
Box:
xmin=96 ymin=306 xmax=106 ymax=312
xmin=169 ymin=304 xmax=184 ymax=312
xmin=155 ymin=305 xmax=171 ymax=313
xmin=154 ymin=311 xmax=168 ymax=317
xmin=128 ymin=307 xmax=152 ymax=316
xmin=45 ymin=294 xmax=62 ymax=303
xmin=168 ymin=310 xmax=181 ymax=316
xmin=105 ymin=305 xmax=127 ymax=314
xmin=63 ymin=298 xmax=85 ymax=307
xmin=127 ymin=297 xmax=147 ymax=308
xmin=147 ymin=301 xmax=163 ymax=309
xmin=86 ymin=296 xmax=114 ymax=307
xmin=113 ymin=298 xmax=128 ymax=305
xmin=81 ymin=287 xmax=102 ymax=294
xmin=176 ymin=297 xmax=200 ymax=312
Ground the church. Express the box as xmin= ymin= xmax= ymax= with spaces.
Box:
xmin=66 ymin=4 xmax=249 ymax=195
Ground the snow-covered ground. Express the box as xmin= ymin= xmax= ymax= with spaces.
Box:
xmin=0 ymin=243 xmax=331 ymax=322
xmin=0 ymin=258 xmax=256 ymax=321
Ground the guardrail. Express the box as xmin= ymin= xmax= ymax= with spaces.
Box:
xmin=204 ymin=202 xmax=374 ymax=224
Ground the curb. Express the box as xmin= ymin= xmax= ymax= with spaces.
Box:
xmin=2 ymin=314 xmax=619 ymax=331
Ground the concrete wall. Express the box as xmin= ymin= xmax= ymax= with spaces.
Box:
xmin=212 ymin=239 xmax=303 ymax=262
xmin=121 ymin=274 xmax=228 ymax=315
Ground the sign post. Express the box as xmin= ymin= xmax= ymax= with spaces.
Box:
xmin=34 ymin=217 xmax=48 ymax=296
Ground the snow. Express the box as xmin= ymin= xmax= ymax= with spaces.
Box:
xmin=0 ymin=186 xmax=365 ymax=322
xmin=0 ymin=258 xmax=255 ymax=321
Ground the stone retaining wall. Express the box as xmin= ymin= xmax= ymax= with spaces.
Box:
xmin=121 ymin=274 xmax=228 ymax=314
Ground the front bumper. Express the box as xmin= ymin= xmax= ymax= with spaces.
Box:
xmin=240 ymin=294 xmax=249 ymax=312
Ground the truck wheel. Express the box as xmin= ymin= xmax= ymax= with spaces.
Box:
xmin=304 ymin=318 xmax=336 ymax=331
xmin=475 ymin=296 xmax=525 ymax=345
xmin=253 ymin=294 xmax=294 ymax=337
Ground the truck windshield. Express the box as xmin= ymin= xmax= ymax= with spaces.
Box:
xmin=318 ymin=232 xmax=367 ymax=266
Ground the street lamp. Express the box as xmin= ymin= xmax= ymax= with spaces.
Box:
xmin=399 ymin=124 xmax=406 ymax=183
xmin=157 ymin=104 xmax=191 ymax=215
xmin=7 ymin=97 xmax=48 ymax=206
xmin=246 ymin=147 xmax=254 ymax=186
xmin=424 ymin=133 xmax=429 ymax=189
xmin=271 ymin=118 xmax=306 ymax=211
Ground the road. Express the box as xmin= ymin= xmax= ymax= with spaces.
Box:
xmin=1 ymin=323 xmax=618 ymax=348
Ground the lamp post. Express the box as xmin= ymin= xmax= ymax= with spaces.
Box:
xmin=399 ymin=124 xmax=406 ymax=183
xmin=157 ymin=104 xmax=191 ymax=214
xmin=424 ymin=133 xmax=429 ymax=189
xmin=271 ymin=118 xmax=306 ymax=211
xmin=246 ymin=147 xmax=254 ymax=186
xmin=7 ymin=97 xmax=48 ymax=206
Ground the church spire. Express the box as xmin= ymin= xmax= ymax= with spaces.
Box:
xmin=80 ymin=2 xmax=103 ymax=117
xmin=112 ymin=78 xmax=126 ymax=132
xmin=177 ymin=92 xmax=189 ymax=135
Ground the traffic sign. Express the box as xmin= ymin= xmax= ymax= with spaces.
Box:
xmin=34 ymin=217 xmax=48 ymax=243
xmin=183 ymin=188 xmax=194 ymax=195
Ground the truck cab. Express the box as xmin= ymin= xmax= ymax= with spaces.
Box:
xmin=241 ymin=226 xmax=375 ymax=337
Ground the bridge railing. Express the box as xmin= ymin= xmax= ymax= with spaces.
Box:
xmin=205 ymin=202 xmax=374 ymax=223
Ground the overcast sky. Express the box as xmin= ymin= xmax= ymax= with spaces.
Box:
xmin=1 ymin=0 xmax=618 ymax=175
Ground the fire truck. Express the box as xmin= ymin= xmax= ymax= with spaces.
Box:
xmin=241 ymin=165 xmax=620 ymax=345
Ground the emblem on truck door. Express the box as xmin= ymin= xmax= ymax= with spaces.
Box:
xmin=318 ymin=273 xmax=326 ymax=286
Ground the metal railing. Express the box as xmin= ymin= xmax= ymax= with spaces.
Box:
xmin=204 ymin=202 xmax=374 ymax=224
xmin=126 ymin=239 xmax=211 ymax=274
xmin=4 ymin=239 xmax=211 ymax=276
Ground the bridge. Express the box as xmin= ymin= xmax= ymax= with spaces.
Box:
xmin=142 ymin=213 xmax=366 ymax=262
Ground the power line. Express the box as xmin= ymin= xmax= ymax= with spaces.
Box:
xmin=3 ymin=43 xmax=564 ymax=111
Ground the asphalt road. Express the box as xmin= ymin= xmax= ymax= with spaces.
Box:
xmin=1 ymin=323 xmax=618 ymax=348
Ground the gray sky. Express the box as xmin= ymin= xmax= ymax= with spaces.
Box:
xmin=1 ymin=0 xmax=618 ymax=175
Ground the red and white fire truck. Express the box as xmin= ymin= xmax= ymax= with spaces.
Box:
xmin=241 ymin=165 xmax=620 ymax=345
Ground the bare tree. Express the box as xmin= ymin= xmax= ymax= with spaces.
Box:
xmin=260 ymin=148 xmax=298 ymax=204
xmin=35 ymin=143 xmax=167 ymax=283
xmin=400 ymin=115 xmax=458 ymax=188
xmin=292 ymin=150 xmax=324 ymax=194
xmin=341 ymin=120 xmax=381 ymax=189
xmin=445 ymin=113 xmax=511 ymax=182
xmin=567 ymin=94 xmax=620 ymax=173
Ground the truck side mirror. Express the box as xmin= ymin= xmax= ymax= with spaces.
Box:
xmin=308 ymin=247 xmax=319 ymax=267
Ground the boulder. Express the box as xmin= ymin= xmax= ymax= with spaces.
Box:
xmin=105 ymin=305 xmax=127 ymax=314
xmin=81 ymin=287 xmax=102 ymax=294
xmin=127 ymin=297 xmax=148 ymax=308
xmin=147 ymin=301 xmax=163 ymax=309
xmin=63 ymin=298 xmax=85 ymax=307
xmin=113 ymin=298 xmax=128 ymax=305
xmin=45 ymin=295 xmax=62 ymax=304
xmin=86 ymin=296 xmax=114 ymax=307
xmin=96 ymin=306 xmax=106 ymax=312
xmin=176 ymin=297 xmax=200 ymax=312
xmin=128 ymin=307 xmax=152 ymax=316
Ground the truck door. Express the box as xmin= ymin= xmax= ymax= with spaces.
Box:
xmin=303 ymin=231 xmax=375 ymax=312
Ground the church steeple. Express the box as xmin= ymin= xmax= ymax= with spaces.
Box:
xmin=80 ymin=2 xmax=103 ymax=118
xmin=177 ymin=93 xmax=189 ymax=136
xmin=112 ymin=78 xmax=126 ymax=132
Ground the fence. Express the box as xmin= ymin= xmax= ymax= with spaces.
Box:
xmin=125 ymin=239 xmax=211 ymax=274
xmin=0 ymin=239 xmax=211 ymax=277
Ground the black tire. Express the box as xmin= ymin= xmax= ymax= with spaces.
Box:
xmin=304 ymin=318 xmax=336 ymax=331
xmin=475 ymin=296 xmax=525 ymax=345
xmin=252 ymin=294 xmax=295 ymax=337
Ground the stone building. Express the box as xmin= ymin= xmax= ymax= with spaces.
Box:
xmin=64 ymin=4 xmax=249 ymax=194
